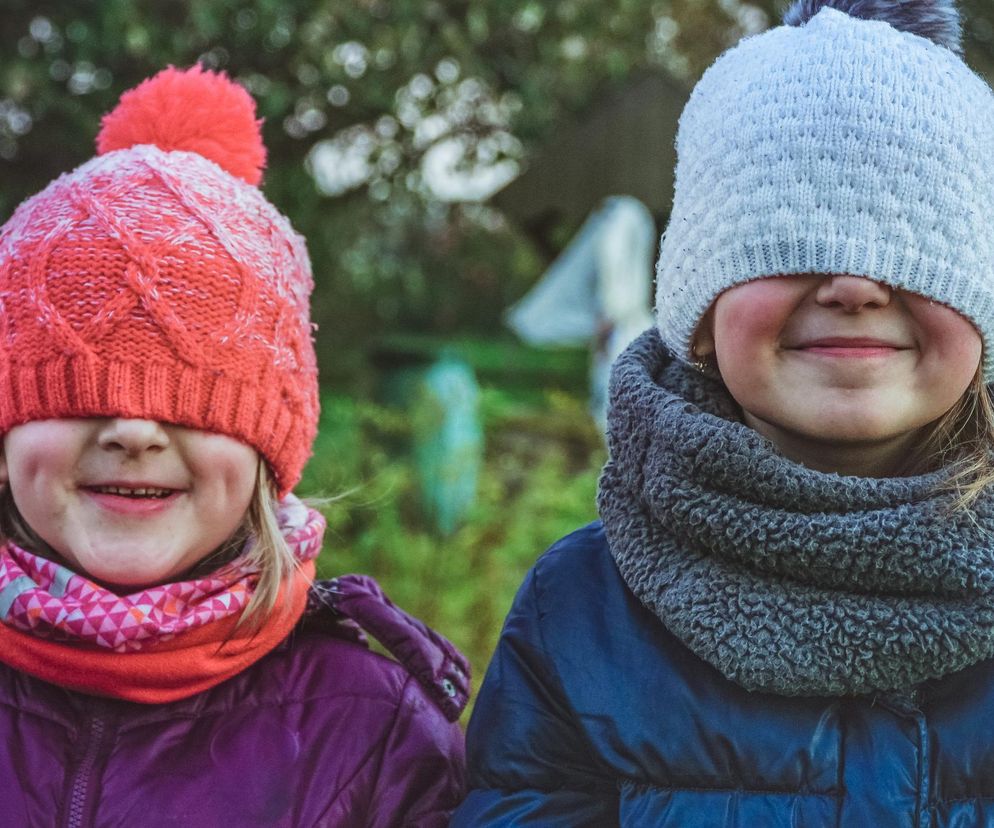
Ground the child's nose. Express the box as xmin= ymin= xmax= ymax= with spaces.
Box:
xmin=814 ymin=274 xmax=892 ymax=312
xmin=96 ymin=418 xmax=170 ymax=456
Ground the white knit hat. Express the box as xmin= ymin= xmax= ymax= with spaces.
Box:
xmin=655 ymin=0 xmax=994 ymax=376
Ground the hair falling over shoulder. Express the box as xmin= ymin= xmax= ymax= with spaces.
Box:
xmin=237 ymin=462 xmax=308 ymax=630
xmin=915 ymin=364 xmax=994 ymax=510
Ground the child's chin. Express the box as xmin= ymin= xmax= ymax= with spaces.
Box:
xmin=87 ymin=572 xmax=166 ymax=593
xmin=68 ymin=555 xmax=183 ymax=592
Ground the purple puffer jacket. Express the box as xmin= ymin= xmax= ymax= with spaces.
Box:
xmin=0 ymin=575 xmax=470 ymax=827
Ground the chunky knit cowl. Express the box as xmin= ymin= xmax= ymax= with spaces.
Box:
xmin=598 ymin=328 xmax=994 ymax=696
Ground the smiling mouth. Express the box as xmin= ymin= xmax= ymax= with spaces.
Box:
xmin=790 ymin=337 xmax=909 ymax=356
xmin=87 ymin=486 xmax=177 ymax=499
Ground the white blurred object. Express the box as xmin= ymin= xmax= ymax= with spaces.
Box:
xmin=506 ymin=195 xmax=655 ymax=429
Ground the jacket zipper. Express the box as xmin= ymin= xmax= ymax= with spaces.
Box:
xmin=65 ymin=712 xmax=108 ymax=828
xmin=877 ymin=692 xmax=929 ymax=827
xmin=915 ymin=710 xmax=931 ymax=828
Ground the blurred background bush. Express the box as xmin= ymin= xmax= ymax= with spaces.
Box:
xmin=303 ymin=385 xmax=603 ymax=687
xmin=3 ymin=0 xmax=993 ymax=697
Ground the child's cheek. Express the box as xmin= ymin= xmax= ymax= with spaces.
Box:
xmin=183 ymin=434 xmax=257 ymax=509
xmin=714 ymin=305 xmax=782 ymax=366
xmin=713 ymin=279 xmax=800 ymax=357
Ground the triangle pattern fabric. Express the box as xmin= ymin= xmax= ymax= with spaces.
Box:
xmin=0 ymin=495 xmax=324 ymax=653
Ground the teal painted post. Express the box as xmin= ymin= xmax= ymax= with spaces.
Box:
xmin=410 ymin=355 xmax=483 ymax=535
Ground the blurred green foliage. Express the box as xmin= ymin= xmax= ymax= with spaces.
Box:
xmin=12 ymin=0 xmax=992 ymax=378
xmin=298 ymin=385 xmax=605 ymax=696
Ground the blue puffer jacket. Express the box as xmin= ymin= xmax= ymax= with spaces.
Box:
xmin=451 ymin=522 xmax=994 ymax=827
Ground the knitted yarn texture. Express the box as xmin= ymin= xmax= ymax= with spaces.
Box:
xmin=598 ymin=329 xmax=994 ymax=696
xmin=0 ymin=67 xmax=318 ymax=494
xmin=655 ymin=7 xmax=994 ymax=377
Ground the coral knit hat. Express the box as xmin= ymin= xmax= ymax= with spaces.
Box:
xmin=0 ymin=66 xmax=319 ymax=495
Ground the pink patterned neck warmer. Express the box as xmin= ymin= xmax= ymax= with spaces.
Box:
xmin=0 ymin=496 xmax=324 ymax=652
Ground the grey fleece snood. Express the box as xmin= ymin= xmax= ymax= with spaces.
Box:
xmin=598 ymin=328 xmax=994 ymax=696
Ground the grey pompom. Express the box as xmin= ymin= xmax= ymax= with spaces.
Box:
xmin=783 ymin=0 xmax=963 ymax=54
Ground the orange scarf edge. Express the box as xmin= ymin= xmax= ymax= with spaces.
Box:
xmin=0 ymin=560 xmax=315 ymax=704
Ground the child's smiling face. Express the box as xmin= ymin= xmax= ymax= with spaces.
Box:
xmin=695 ymin=274 xmax=983 ymax=476
xmin=0 ymin=419 xmax=258 ymax=589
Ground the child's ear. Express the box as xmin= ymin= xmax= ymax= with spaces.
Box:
xmin=691 ymin=307 xmax=717 ymax=357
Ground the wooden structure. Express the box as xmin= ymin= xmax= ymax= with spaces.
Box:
xmin=492 ymin=70 xmax=689 ymax=255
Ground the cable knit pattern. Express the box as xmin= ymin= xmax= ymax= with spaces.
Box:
xmin=655 ymin=7 xmax=994 ymax=377
xmin=0 ymin=69 xmax=318 ymax=494
xmin=598 ymin=329 xmax=994 ymax=696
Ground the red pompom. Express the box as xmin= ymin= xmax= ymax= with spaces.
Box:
xmin=96 ymin=65 xmax=266 ymax=186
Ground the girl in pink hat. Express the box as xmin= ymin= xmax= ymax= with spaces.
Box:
xmin=0 ymin=65 xmax=467 ymax=826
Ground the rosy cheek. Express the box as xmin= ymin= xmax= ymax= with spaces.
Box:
xmin=714 ymin=306 xmax=775 ymax=357
xmin=922 ymin=307 xmax=980 ymax=361
xmin=15 ymin=454 xmax=57 ymax=485
xmin=203 ymin=455 xmax=257 ymax=501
